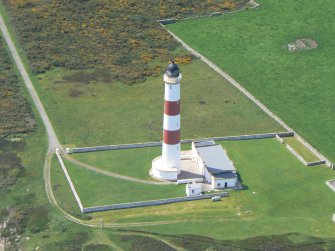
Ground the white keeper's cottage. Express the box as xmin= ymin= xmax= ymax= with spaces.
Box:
xmin=192 ymin=140 xmax=237 ymax=189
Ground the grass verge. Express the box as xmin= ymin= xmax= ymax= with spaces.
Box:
xmin=71 ymin=144 xmax=191 ymax=181
xmin=36 ymin=59 xmax=283 ymax=146
xmin=283 ymin=136 xmax=320 ymax=163
xmin=54 ymin=157 xmax=185 ymax=207
xmin=167 ymin=0 xmax=335 ymax=161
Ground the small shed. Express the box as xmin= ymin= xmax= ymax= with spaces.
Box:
xmin=186 ymin=181 xmax=202 ymax=197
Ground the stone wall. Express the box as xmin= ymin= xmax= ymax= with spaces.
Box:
xmin=182 ymin=131 xmax=294 ymax=144
xmin=83 ymin=192 xmax=229 ymax=214
xmin=326 ymin=180 xmax=335 ymax=192
xmin=276 ymin=135 xmax=326 ymax=167
xmin=55 ymin=149 xmax=84 ymax=213
xmin=285 ymin=144 xmax=308 ymax=166
xmin=71 ymin=132 xmax=294 ymax=153
xmin=307 ymin=160 xmax=326 ymax=166
xmin=72 ymin=141 xmax=161 ymax=153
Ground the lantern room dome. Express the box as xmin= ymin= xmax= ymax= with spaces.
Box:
xmin=165 ymin=62 xmax=180 ymax=78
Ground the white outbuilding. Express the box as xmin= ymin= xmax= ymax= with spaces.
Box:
xmin=192 ymin=140 xmax=237 ymax=189
xmin=186 ymin=181 xmax=202 ymax=197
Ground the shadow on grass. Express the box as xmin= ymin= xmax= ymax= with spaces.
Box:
xmin=237 ymin=172 xmax=249 ymax=190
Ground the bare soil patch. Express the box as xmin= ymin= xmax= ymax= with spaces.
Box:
xmin=287 ymin=38 xmax=317 ymax=52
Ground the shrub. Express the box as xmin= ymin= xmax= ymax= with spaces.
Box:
xmin=3 ymin=0 xmax=248 ymax=84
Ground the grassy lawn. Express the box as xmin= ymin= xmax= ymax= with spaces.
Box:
xmin=56 ymin=157 xmax=185 ymax=207
xmin=167 ymin=0 xmax=335 ymax=162
xmin=71 ymin=144 xmax=191 ymax=181
xmin=53 ymin=138 xmax=335 ymax=240
xmin=283 ymin=136 xmax=320 ymax=163
xmin=134 ymin=139 xmax=335 ymax=239
xmin=35 ymin=59 xmax=283 ymax=147
xmin=71 ymin=147 xmax=161 ymax=181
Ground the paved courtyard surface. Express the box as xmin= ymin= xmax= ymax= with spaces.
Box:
xmin=178 ymin=151 xmax=204 ymax=180
xmin=178 ymin=151 xmax=244 ymax=191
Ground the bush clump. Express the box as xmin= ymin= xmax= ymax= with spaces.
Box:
xmin=0 ymin=37 xmax=35 ymax=137
xmin=3 ymin=0 xmax=248 ymax=84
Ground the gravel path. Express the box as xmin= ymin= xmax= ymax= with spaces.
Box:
xmin=0 ymin=14 xmax=60 ymax=152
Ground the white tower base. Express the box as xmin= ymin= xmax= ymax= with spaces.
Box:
xmin=150 ymin=156 xmax=180 ymax=181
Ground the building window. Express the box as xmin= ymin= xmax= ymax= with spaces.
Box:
xmin=217 ymin=183 xmax=221 ymax=187
xmin=192 ymin=189 xmax=194 ymax=194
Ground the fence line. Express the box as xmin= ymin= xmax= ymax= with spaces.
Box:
xmin=326 ymin=180 xmax=335 ymax=192
xmin=83 ymin=192 xmax=229 ymax=213
xmin=307 ymin=160 xmax=326 ymax=167
xmin=276 ymin=135 xmax=326 ymax=167
xmin=285 ymin=144 xmax=308 ymax=166
xmin=158 ymin=0 xmax=261 ymax=24
xmin=56 ymin=149 xmax=84 ymax=213
xmin=69 ymin=132 xmax=293 ymax=153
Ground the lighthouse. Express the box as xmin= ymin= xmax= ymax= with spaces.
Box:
xmin=151 ymin=62 xmax=182 ymax=181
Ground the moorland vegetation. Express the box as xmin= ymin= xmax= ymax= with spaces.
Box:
xmin=3 ymin=0 xmax=248 ymax=83
xmin=0 ymin=36 xmax=43 ymax=249
xmin=0 ymin=36 xmax=35 ymax=137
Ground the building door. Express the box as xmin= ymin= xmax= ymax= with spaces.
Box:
xmin=225 ymin=182 xmax=228 ymax=188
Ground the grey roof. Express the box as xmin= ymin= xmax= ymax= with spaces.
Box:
xmin=195 ymin=143 xmax=236 ymax=174
xmin=193 ymin=140 xmax=215 ymax=148
xmin=187 ymin=182 xmax=201 ymax=189
xmin=213 ymin=172 xmax=237 ymax=179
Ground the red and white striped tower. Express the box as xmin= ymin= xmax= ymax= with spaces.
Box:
xmin=151 ymin=62 xmax=182 ymax=181
xmin=162 ymin=62 xmax=181 ymax=172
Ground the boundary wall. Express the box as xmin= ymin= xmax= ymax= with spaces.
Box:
xmin=56 ymin=150 xmax=229 ymax=213
xmin=70 ymin=132 xmax=293 ymax=153
xmin=55 ymin=149 xmax=84 ymax=213
xmin=275 ymin=135 xmax=326 ymax=167
xmin=158 ymin=0 xmax=260 ymax=24
xmin=82 ymin=192 xmax=229 ymax=213
xmin=326 ymin=180 xmax=335 ymax=192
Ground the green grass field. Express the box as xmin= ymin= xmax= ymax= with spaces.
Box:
xmin=52 ymin=138 xmax=335 ymax=240
xmin=168 ymin=0 xmax=335 ymax=162
xmin=56 ymin=157 xmax=185 ymax=207
xmin=71 ymin=147 xmax=161 ymax=181
xmin=71 ymin=144 xmax=191 ymax=181
xmin=35 ymin=59 xmax=283 ymax=147
xmin=283 ymin=136 xmax=320 ymax=162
